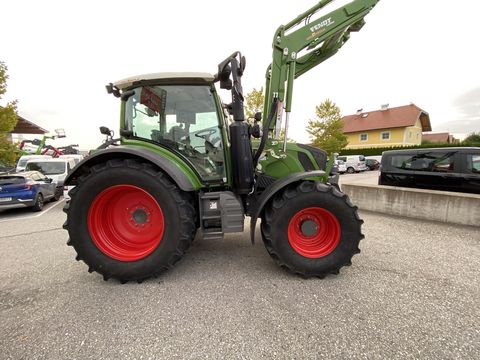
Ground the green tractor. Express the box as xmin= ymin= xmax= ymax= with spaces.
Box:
xmin=63 ymin=0 xmax=380 ymax=282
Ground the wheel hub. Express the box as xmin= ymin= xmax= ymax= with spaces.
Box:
xmin=132 ymin=209 xmax=148 ymax=224
xmin=300 ymin=219 xmax=318 ymax=237
xmin=287 ymin=207 xmax=340 ymax=258
xmin=88 ymin=185 xmax=164 ymax=262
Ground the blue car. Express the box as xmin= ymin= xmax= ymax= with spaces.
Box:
xmin=0 ymin=171 xmax=59 ymax=212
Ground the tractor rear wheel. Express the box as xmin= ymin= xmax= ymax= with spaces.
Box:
xmin=261 ymin=181 xmax=363 ymax=278
xmin=63 ymin=159 xmax=196 ymax=283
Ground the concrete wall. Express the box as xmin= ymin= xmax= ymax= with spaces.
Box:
xmin=341 ymin=183 xmax=480 ymax=227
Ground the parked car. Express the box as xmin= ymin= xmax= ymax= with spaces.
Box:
xmin=25 ymin=158 xmax=76 ymax=198
xmin=326 ymin=159 xmax=339 ymax=175
xmin=0 ymin=171 xmax=59 ymax=211
xmin=25 ymin=158 xmax=75 ymax=185
xmin=379 ymin=147 xmax=480 ymax=194
xmin=16 ymin=155 xmax=51 ymax=172
xmin=59 ymin=154 xmax=84 ymax=166
xmin=337 ymin=155 xmax=368 ymax=173
xmin=365 ymin=158 xmax=380 ymax=171
xmin=336 ymin=159 xmax=347 ymax=174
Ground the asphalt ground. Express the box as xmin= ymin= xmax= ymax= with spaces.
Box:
xmin=339 ymin=170 xmax=380 ymax=186
xmin=0 ymin=199 xmax=479 ymax=359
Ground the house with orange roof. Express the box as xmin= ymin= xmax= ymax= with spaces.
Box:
xmin=422 ymin=132 xmax=458 ymax=144
xmin=341 ymin=104 xmax=432 ymax=149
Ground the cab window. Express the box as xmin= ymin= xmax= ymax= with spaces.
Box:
xmin=125 ymin=85 xmax=225 ymax=181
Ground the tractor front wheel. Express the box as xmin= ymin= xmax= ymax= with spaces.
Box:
xmin=261 ymin=181 xmax=363 ymax=278
xmin=63 ymin=159 xmax=196 ymax=283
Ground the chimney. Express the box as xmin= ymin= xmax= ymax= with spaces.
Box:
xmin=356 ymin=108 xmax=363 ymax=115
xmin=381 ymin=103 xmax=389 ymax=111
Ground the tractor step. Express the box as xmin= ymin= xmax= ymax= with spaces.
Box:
xmin=201 ymin=228 xmax=224 ymax=240
xmin=199 ymin=191 xmax=244 ymax=239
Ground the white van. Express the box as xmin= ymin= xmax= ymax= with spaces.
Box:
xmin=59 ymin=154 xmax=84 ymax=166
xmin=337 ymin=155 xmax=368 ymax=173
xmin=25 ymin=158 xmax=77 ymax=198
xmin=16 ymin=155 xmax=51 ymax=172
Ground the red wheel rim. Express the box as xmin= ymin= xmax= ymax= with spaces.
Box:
xmin=88 ymin=185 xmax=164 ymax=261
xmin=287 ymin=207 xmax=340 ymax=258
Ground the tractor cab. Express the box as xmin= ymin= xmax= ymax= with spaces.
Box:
xmin=113 ymin=73 xmax=228 ymax=182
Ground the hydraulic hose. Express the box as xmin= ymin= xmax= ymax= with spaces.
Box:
xmin=252 ymin=98 xmax=278 ymax=168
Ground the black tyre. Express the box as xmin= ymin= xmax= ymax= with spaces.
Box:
xmin=346 ymin=167 xmax=355 ymax=174
xmin=51 ymin=187 xmax=62 ymax=202
xmin=261 ymin=181 xmax=363 ymax=278
xmin=32 ymin=193 xmax=44 ymax=212
xmin=63 ymin=159 xmax=197 ymax=283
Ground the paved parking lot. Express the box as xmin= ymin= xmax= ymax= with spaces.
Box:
xmin=0 ymin=200 xmax=479 ymax=359
xmin=339 ymin=170 xmax=380 ymax=186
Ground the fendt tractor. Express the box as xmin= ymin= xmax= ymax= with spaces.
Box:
xmin=63 ymin=0 xmax=380 ymax=282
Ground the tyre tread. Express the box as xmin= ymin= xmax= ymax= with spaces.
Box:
xmin=63 ymin=159 xmax=196 ymax=283
xmin=261 ymin=181 xmax=364 ymax=278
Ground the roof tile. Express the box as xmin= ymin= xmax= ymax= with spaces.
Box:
xmin=342 ymin=104 xmax=431 ymax=133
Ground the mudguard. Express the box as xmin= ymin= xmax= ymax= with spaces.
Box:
xmin=64 ymin=146 xmax=197 ymax=191
xmin=249 ymin=170 xmax=325 ymax=244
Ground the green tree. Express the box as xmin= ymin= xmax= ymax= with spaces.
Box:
xmin=0 ymin=61 xmax=19 ymax=165
xmin=244 ymin=87 xmax=264 ymax=122
xmin=463 ymin=132 xmax=480 ymax=145
xmin=306 ymin=99 xmax=348 ymax=153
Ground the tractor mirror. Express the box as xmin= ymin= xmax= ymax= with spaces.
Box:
xmin=99 ymin=126 xmax=111 ymax=135
xmin=219 ymin=64 xmax=232 ymax=90
xmin=250 ymin=122 xmax=261 ymax=139
xmin=240 ymin=56 xmax=246 ymax=74
xmin=254 ymin=112 xmax=262 ymax=121
xmin=106 ymin=83 xmax=121 ymax=98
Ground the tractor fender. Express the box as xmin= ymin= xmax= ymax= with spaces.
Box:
xmin=64 ymin=146 xmax=197 ymax=191
xmin=249 ymin=170 xmax=325 ymax=244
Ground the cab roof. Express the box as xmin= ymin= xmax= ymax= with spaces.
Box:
xmin=114 ymin=72 xmax=215 ymax=90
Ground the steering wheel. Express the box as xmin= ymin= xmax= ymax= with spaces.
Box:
xmin=195 ymin=129 xmax=216 ymax=139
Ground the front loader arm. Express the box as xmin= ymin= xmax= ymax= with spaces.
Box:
xmin=263 ymin=0 xmax=380 ymax=132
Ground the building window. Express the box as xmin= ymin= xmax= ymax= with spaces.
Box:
xmin=360 ymin=133 xmax=368 ymax=141
xmin=381 ymin=132 xmax=391 ymax=140
xmin=409 ymin=131 xmax=412 ymax=138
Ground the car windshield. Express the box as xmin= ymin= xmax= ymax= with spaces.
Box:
xmin=26 ymin=162 xmax=66 ymax=175
xmin=18 ymin=159 xmax=29 ymax=167
xmin=0 ymin=176 xmax=25 ymax=185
